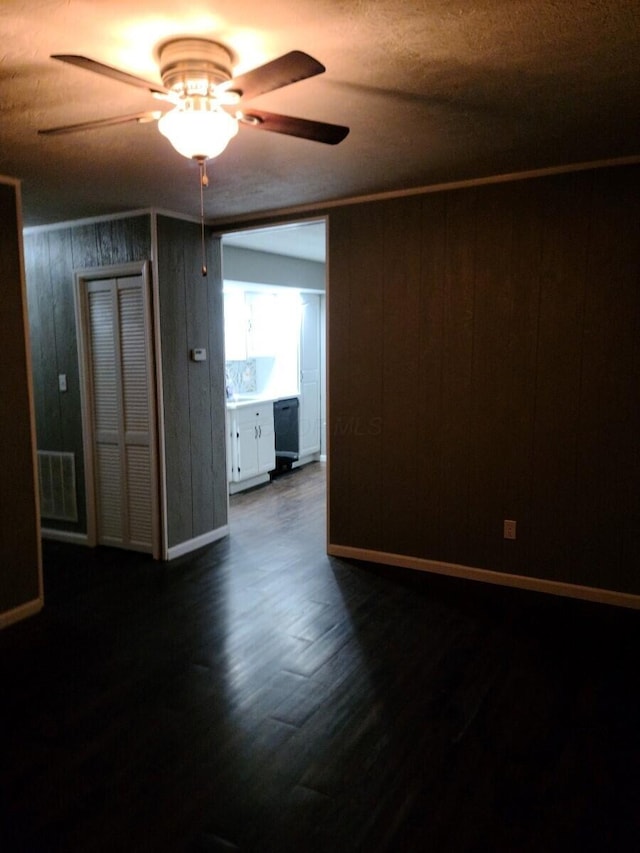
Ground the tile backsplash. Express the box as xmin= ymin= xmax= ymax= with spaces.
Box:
xmin=225 ymin=359 xmax=257 ymax=395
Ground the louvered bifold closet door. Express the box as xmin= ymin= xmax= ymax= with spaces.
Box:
xmin=86 ymin=275 xmax=153 ymax=552
xmin=118 ymin=277 xmax=153 ymax=550
xmin=88 ymin=283 xmax=122 ymax=545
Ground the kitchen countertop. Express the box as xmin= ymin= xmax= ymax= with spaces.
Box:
xmin=225 ymin=393 xmax=298 ymax=410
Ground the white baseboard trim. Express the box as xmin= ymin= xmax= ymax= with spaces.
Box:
xmin=292 ymin=452 xmax=321 ymax=469
xmin=0 ymin=596 xmax=44 ymax=630
xmin=327 ymin=544 xmax=640 ymax=610
xmin=229 ymin=473 xmax=270 ymax=494
xmin=166 ymin=525 xmax=229 ymax=560
xmin=41 ymin=528 xmax=89 ymax=546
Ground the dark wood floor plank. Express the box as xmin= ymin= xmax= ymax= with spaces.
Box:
xmin=1 ymin=461 xmax=640 ymax=852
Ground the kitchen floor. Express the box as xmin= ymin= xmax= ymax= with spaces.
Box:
xmin=2 ymin=461 xmax=640 ymax=851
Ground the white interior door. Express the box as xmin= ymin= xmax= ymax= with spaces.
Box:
xmin=80 ymin=267 xmax=158 ymax=554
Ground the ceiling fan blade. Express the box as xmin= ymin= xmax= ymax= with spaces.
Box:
xmin=238 ymin=109 xmax=349 ymax=145
xmin=224 ymin=51 xmax=325 ymax=101
xmin=52 ymin=54 xmax=169 ymax=96
xmin=38 ymin=111 xmax=163 ymax=136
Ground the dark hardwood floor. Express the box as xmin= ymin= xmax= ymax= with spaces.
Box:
xmin=2 ymin=461 xmax=640 ymax=852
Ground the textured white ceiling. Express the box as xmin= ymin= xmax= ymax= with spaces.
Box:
xmin=223 ymin=221 xmax=326 ymax=262
xmin=1 ymin=0 xmax=639 ymax=227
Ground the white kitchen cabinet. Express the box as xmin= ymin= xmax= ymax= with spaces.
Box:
xmin=223 ymin=288 xmax=249 ymax=360
xmin=224 ymin=288 xmax=280 ymax=361
xmin=246 ymin=292 xmax=278 ymax=357
xmin=228 ymin=401 xmax=275 ymax=491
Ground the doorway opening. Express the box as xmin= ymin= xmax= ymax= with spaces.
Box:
xmin=220 ymin=218 xmax=327 ymax=501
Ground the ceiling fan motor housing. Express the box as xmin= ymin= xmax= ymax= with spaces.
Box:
xmin=158 ymin=38 xmax=234 ymax=97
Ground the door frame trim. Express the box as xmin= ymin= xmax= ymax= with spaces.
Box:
xmin=74 ymin=260 xmax=161 ymax=557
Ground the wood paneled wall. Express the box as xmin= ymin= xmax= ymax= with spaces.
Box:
xmin=0 ymin=179 xmax=41 ymax=622
xmin=23 ymin=215 xmax=152 ymax=534
xmin=155 ymin=216 xmax=227 ymax=549
xmin=328 ymin=164 xmax=640 ymax=596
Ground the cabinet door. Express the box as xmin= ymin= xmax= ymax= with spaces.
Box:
xmin=226 ymin=411 xmax=235 ymax=482
xmin=257 ymin=410 xmax=276 ymax=474
xmin=224 ymin=289 xmax=248 ymax=361
xmin=237 ymin=418 xmax=260 ymax=479
xmin=246 ymin=292 xmax=278 ymax=357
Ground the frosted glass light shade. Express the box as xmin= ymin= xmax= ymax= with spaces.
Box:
xmin=158 ymin=97 xmax=238 ymax=160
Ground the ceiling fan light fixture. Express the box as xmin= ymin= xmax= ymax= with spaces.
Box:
xmin=158 ymin=96 xmax=238 ymax=161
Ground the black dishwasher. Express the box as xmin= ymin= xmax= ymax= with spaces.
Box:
xmin=273 ymin=397 xmax=299 ymax=473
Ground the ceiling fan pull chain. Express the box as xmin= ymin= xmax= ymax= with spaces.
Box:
xmin=199 ymin=158 xmax=209 ymax=276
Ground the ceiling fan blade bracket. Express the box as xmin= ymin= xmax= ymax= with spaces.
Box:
xmin=237 ymin=112 xmax=263 ymax=127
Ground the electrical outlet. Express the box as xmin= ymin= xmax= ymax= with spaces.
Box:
xmin=503 ymin=519 xmax=517 ymax=540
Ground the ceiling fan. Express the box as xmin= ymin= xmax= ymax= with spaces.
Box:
xmin=39 ymin=37 xmax=350 ymax=161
